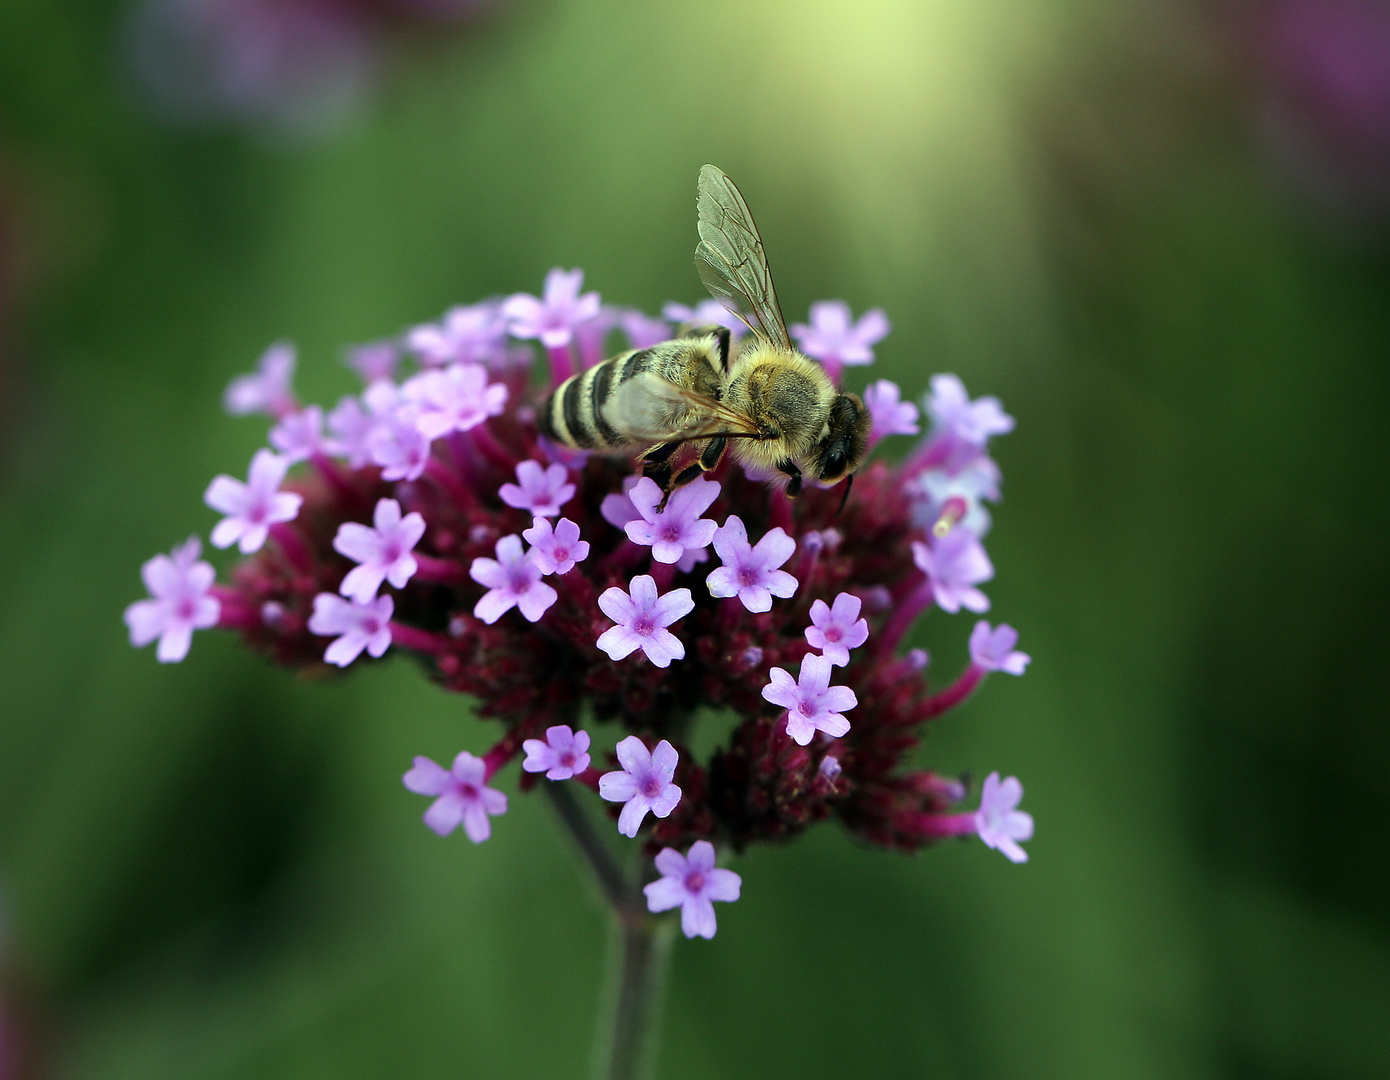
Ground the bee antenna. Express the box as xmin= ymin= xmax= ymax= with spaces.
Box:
xmin=836 ymin=474 xmax=854 ymax=516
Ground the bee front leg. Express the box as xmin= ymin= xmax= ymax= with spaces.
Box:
xmin=778 ymin=458 xmax=803 ymax=497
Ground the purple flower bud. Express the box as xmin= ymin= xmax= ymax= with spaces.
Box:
xmin=499 ymin=460 xmax=576 ymax=517
xmin=804 ymin=592 xmax=870 ymax=667
xmin=521 ymin=516 xmax=589 ymax=575
xmin=224 ymin=341 xmax=296 ymax=417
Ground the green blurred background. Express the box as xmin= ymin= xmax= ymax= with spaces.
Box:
xmin=2 ymin=0 xmax=1389 ymax=1076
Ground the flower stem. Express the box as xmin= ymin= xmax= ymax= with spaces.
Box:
xmin=596 ymin=914 xmax=674 ymax=1080
xmin=543 ymin=783 xmax=673 ymax=1080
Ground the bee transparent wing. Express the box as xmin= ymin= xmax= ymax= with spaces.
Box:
xmin=694 ymin=164 xmax=792 ymax=351
xmin=604 ymin=371 xmax=761 ymax=442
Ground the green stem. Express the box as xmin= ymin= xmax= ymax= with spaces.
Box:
xmin=543 ymin=784 xmax=674 ymax=1080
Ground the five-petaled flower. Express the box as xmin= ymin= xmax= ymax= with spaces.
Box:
xmin=625 ymin=476 xmax=720 ymax=566
xmin=762 ymin=654 xmax=858 ymax=745
xmin=521 ymin=516 xmax=589 ymax=575
xmin=204 ymin=449 xmax=303 ymax=554
xmin=503 ymin=268 xmax=602 ymax=349
xmin=926 ymin=374 xmax=1015 ymax=448
xmin=269 ymin=405 xmax=324 ymax=463
xmin=333 ymin=498 xmax=426 ymax=603
xmin=596 ymin=575 xmax=694 ymax=667
xmin=599 ymin=736 xmax=682 ymax=837
xmin=307 ymin=592 xmax=394 ymax=667
xmin=974 ymin=772 xmax=1033 ymax=863
xmin=404 ymin=752 xmax=509 ymax=842
xmin=862 ymin=380 xmax=920 ymax=444
xmin=500 ymin=460 xmax=576 ymax=517
xmin=789 ymin=300 xmax=890 ymax=383
xmin=912 ymin=528 xmax=994 ymax=614
xmin=224 ymin=341 xmax=297 ymax=417
xmin=469 ymin=535 xmax=557 ymax=624
xmin=705 ymin=515 xmax=797 ymax=613
xmin=804 ymin=592 xmax=870 ymax=667
xmin=124 ymin=536 xmax=221 ymax=662
xmin=408 ymin=302 xmax=508 ymax=368
xmin=969 ymin=620 xmax=1031 ymax=675
xmin=402 ymin=362 xmax=508 ymax=439
xmin=522 ymin=725 xmax=592 ymax=781
xmin=643 ymin=841 xmax=742 ymax=939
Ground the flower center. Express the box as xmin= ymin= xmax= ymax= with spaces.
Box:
xmin=633 ymin=616 xmax=654 ymax=637
xmin=383 ymin=543 xmax=401 ymax=562
xmin=640 ymin=775 xmax=663 ymax=798
xmin=737 ymin=567 xmax=758 ymax=586
xmin=684 ymin=871 xmax=705 ymax=894
xmin=460 ymin=783 xmax=478 ymax=800
xmin=824 ymin=627 xmax=842 ymax=643
xmin=176 ymin=598 xmax=196 ymax=619
xmin=660 ymin=524 xmax=681 ymax=542
xmin=798 ymin=698 xmax=815 ymax=717
xmin=558 ymin=751 xmax=575 ymax=768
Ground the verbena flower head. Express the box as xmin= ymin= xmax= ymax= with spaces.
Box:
xmin=127 ymin=272 xmax=1035 ymax=940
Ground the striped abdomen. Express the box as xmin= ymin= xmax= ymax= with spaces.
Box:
xmin=538 ymin=338 xmax=723 ymax=450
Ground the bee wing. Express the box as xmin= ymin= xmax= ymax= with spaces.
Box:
xmin=694 ymin=164 xmax=792 ymax=351
xmin=604 ymin=371 xmax=762 ymax=442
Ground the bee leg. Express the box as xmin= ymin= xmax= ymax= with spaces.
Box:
xmin=778 ymin=459 xmax=803 ymax=497
xmin=643 ymin=459 xmax=674 ymax=491
xmin=699 ymin=436 xmax=728 ymax=473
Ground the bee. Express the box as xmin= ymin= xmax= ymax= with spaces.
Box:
xmin=539 ymin=164 xmax=871 ymax=501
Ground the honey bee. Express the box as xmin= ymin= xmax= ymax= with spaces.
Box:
xmin=539 ymin=164 xmax=871 ymax=500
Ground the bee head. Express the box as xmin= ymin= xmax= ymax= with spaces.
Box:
xmin=812 ymin=393 xmax=871 ymax=484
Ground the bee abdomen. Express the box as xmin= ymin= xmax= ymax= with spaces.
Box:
xmin=540 ymin=353 xmax=636 ymax=450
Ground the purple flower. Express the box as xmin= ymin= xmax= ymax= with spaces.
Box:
xmin=911 ymin=529 xmax=994 ymax=614
xmin=124 ymin=536 xmax=221 ymax=662
xmin=862 ymin=380 xmax=920 ymax=443
xmin=499 ymin=460 xmax=576 ymax=517
xmin=324 ymin=395 xmax=377 ymax=467
xmin=596 ymin=575 xmax=694 ymax=667
xmin=762 ymin=654 xmax=858 ymax=746
xmin=403 ymin=752 xmax=508 ymax=842
xmin=926 ymin=374 xmax=1014 ymax=447
xmin=600 ymin=476 xmax=642 ymax=529
xmin=819 ymin=755 xmax=842 ymax=781
xmin=624 ymin=476 xmax=720 ymax=565
xmin=521 ymin=516 xmax=589 ymax=575
xmin=974 ymin=771 xmax=1033 ymax=863
xmin=789 ymin=300 xmax=890 ymax=381
xmin=706 ymin=515 xmax=797 ymax=613
xmin=521 ymin=725 xmax=592 ymax=780
xmin=307 ymin=592 xmax=393 ymax=666
xmin=905 ymin=459 xmax=1000 ymax=539
xmin=345 ymin=340 xmax=400 ymax=384
xmin=662 ymin=299 xmax=747 ymax=339
xmin=643 ymin=840 xmax=741 ymax=939
xmin=268 ymin=404 xmax=323 ymax=462
xmin=969 ymin=620 xmax=1031 ymax=675
xmin=407 ymin=302 xmax=508 ymax=368
xmin=205 ymin=449 xmax=303 ymax=553
xmin=469 ymin=535 xmax=558 ymax=624
xmin=502 ymin=268 xmax=601 ymax=349
xmin=333 ymin=497 xmax=427 ymax=602
xmin=368 ymin=407 xmax=432 ymax=482
xmin=618 ymin=308 xmax=672 ymax=348
xmin=224 ymin=341 xmax=296 ymax=417
xmin=804 ymin=592 xmax=870 ymax=667
xmin=598 ymin=736 xmax=682 ymax=837
xmin=401 ymin=362 xmax=508 ymax=440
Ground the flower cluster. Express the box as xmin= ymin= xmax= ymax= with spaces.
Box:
xmin=124 ymin=269 xmax=1035 ymax=940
